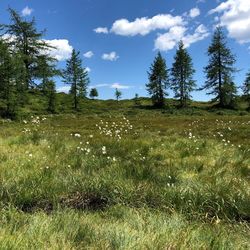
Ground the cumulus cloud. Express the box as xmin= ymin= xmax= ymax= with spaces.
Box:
xmin=155 ymin=24 xmax=209 ymax=51
xmin=86 ymin=67 xmax=91 ymax=72
xmin=22 ymin=6 xmax=33 ymax=16
xmin=94 ymin=27 xmax=109 ymax=34
xmin=102 ymin=52 xmax=119 ymax=61
xmin=209 ymin=0 xmax=250 ymax=44
xmin=189 ymin=8 xmax=200 ymax=18
xmin=111 ymin=14 xmax=184 ymax=36
xmin=45 ymin=39 xmax=73 ymax=61
xmin=83 ymin=51 xmax=94 ymax=58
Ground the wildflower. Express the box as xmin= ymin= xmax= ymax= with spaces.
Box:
xmin=102 ymin=146 xmax=107 ymax=154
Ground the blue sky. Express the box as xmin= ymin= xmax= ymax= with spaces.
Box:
xmin=0 ymin=0 xmax=250 ymax=100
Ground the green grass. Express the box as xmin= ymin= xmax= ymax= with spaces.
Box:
xmin=0 ymin=104 xmax=249 ymax=249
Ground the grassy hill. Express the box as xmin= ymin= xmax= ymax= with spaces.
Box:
xmin=0 ymin=93 xmax=249 ymax=249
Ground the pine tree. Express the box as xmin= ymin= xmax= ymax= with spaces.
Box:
xmin=243 ymin=70 xmax=250 ymax=96
xmin=0 ymin=40 xmax=17 ymax=118
xmin=62 ymin=49 xmax=89 ymax=110
xmin=202 ymin=27 xmax=236 ymax=108
xmin=134 ymin=93 xmax=141 ymax=106
xmin=89 ymin=88 xmax=98 ymax=99
xmin=146 ymin=52 xmax=169 ymax=107
xmin=115 ymin=88 xmax=122 ymax=102
xmin=171 ymin=41 xmax=196 ymax=107
xmin=44 ymin=80 xmax=56 ymax=113
xmin=1 ymin=8 xmax=54 ymax=90
xmin=243 ymin=70 xmax=250 ymax=109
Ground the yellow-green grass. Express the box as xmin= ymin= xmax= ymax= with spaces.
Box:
xmin=0 ymin=111 xmax=249 ymax=249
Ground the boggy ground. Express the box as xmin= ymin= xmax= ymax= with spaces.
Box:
xmin=0 ymin=111 xmax=249 ymax=249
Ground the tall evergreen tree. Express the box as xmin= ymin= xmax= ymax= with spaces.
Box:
xmin=171 ymin=41 xmax=196 ymax=107
xmin=62 ymin=49 xmax=89 ymax=110
xmin=243 ymin=70 xmax=250 ymax=109
xmin=202 ymin=27 xmax=236 ymax=108
xmin=146 ymin=52 xmax=169 ymax=107
xmin=115 ymin=88 xmax=122 ymax=102
xmin=89 ymin=88 xmax=98 ymax=99
xmin=1 ymin=8 xmax=54 ymax=89
xmin=0 ymin=40 xmax=17 ymax=117
xmin=43 ymin=80 xmax=56 ymax=113
xmin=243 ymin=70 xmax=250 ymax=96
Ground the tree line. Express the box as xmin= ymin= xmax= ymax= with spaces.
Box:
xmin=146 ymin=27 xmax=250 ymax=109
xmin=0 ymin=8 xmax=250 ymax=119
xmin=0 ymin=8 xmax=91 ymax=118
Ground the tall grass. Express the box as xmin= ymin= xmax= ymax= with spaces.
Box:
xmin=0 ymin=112 xmax=249 ymax=249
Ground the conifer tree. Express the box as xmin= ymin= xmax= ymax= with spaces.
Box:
xmin=243 ymin=70 xmax=250 ymax=109
xmin=146 ymin=52 xmax=169 ymax=107
xmin=134 ymin=93 xmax=141 ymax=106
xmin=44 ymin=80 xmax=56 ymax=113
xmin=171 ymin=41 xmax=196 ymax=107
xmin=115 ymin=88 xmax=122 ymax=102
xmin=1 ymin=8 xmax=54 ymax=90
xmin=243 ymin=70 xmax=250 ymax=96
xmin=62 ymin=49 xmax=89 ymax=110
xmin=89 ymin=88 xmax=98 ymax=99
xmin=0 ymin=40 xmax=17 ymax=118
xmin=202 ymin=27 xmax=236 ymax=108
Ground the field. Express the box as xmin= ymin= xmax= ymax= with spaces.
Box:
xmin=0 ymin=103 xmax=249 ymax=249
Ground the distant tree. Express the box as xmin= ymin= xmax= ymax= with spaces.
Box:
xmin=134 ymin=93 xmax=141 ymax=106
xmin=171 ymin=41 xmax=196 ymax=107
xmin=1 ymin=8 xmax=54 ymax=90
xmin=243 ymin=70 xmax=250 ymax=109
xmin=35 ymin=55 xmax=59 ymax=92
xmin=146 ymin=52 xmax=169 ymax=107
xmin=202 ymin=27 xmax=237 ymax=108
xmin=115 ymin=88 xmax=122 ymax=102
xmin=0 ymin=40 xmax=17 ymax=117
xmin=89 ymin=88 xmax=98 ymax=99
xmin=243 ymin=70 xmax=250 ymax=96
xmin=62 ymin=49 xmax=89 ymax=110
xmin=43 ymin=80 xmax=56 ymax=113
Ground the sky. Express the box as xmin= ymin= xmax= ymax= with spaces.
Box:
xmin=0 ymin=0 xmax=250 ymax=100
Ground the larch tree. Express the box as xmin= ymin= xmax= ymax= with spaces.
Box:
xmin=1 ymin=8 xmax=54 ymax=90
xmin=202 ymin=27 xmax=236 ymax=108
xmin=243 ymin=70 xmax=250 ymax=109
xmin=115 ymin=88 xmax=122 ymax=102
xmin=0 ymin=40 xmax=17 ymax=117
xmin=146 ymin=52 xmax=169 ymax=108
xmin=62 ymin=49 xmax=89 ymax=110
xmin=89 ymin=88 xmax=98 ymax=99
xmin=171 ymin=41 xmax=196 ymax=107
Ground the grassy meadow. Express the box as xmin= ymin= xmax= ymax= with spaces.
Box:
xmin=0 ymin=99 xmax=249 ymax=249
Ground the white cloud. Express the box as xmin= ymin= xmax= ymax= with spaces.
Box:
xmin=102 ymin=52 xmax=119 ymax=61
xmin=89 ymin=83 xmax=133 ymax=89
xmin=22 ymin=6 xmax=33 ymax=16
xmin=155 ymin=24 xmax=209 ymax=51
xmin=83 ymin=51 xmax=94 ymax=58
xmin=94 ymin=27 xmax=109 ymax=34
xmin=86 ymin=67 xmax=91 ymax=72
xmin=110 ymin=83 xmax=132 ymax=89
xmin=111 ymin=14 xmax=184 ymax=36
xmin=209 ymin=0 xmax=250 ymax=44
xmin=45 ymin=39 xmax=73 ymax=61
xmin=57 ymin=86 xmax=70 ymax=93
xmin=189 ymin=8 xmax=200 ymax=18
xmin=183 ymin=24 xmax=210 ymax=47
